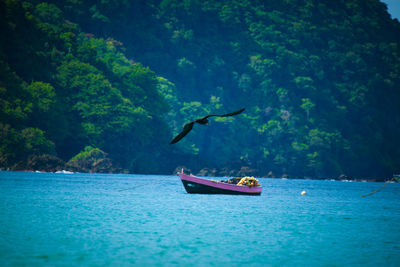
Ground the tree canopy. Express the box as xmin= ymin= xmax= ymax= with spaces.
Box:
xmin=1 ymin=0 xmax=399 ymax=179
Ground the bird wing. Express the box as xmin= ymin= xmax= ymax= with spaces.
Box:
xmin=206 ymin=107 xmax=245 ymax=118
xmin=170 ymin=108 xmax=245 ymax=144
xmin=170 ymin=122 xmax=195 ymax=144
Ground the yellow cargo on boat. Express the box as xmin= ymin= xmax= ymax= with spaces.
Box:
xmin=237 ymin=176 xmax=260 ymax=187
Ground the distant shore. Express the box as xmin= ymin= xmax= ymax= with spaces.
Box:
xmin=0 ymin=168 xmax=394 ymax=183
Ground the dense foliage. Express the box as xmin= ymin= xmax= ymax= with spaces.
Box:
xmin=1 ymin=0 xmax=399 ymax=178
xmin=0 ymin=0 xmax=173 ymax=173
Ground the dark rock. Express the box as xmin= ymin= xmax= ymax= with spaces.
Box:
xmin=26 ymin=154 xmax=66 ymax=172
xmin=217 ymin=167 xmax=238 ymax=177
xmin=266 ymin=171 xmax=275 ymax=178
xmin=338 ymin=174 xmax=351 ymax=180
xmin=236 ymin=166 xmax=258 ymax=177
xmin=67 ymin=147 xmax=121 ymax=173
xmin=11 ymin=161 xmax=28 ymax=171
xmin=92 ymin=158 xmax=114 ymax=173
xmin=197 ymin=168 xmax=217 ymax=176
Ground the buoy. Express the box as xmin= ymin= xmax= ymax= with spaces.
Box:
xmin=301 ymin=190 xmax=307 ymax=195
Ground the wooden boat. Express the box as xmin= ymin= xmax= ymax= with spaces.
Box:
xmin=179 ymin=173 xmax=262 ymax=195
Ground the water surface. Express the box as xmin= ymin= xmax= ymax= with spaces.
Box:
xmin=0 ymin=171 xmax=399 ymax=266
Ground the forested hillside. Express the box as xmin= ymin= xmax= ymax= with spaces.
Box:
xmin=1 ymin=0 xmax=399 ymax=179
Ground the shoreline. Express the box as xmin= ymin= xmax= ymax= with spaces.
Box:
xmin=0 ymin=169 xmax=394 ymax=183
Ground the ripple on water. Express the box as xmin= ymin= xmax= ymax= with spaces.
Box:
xmin=0 ymin=172 xmax=399 ymax=266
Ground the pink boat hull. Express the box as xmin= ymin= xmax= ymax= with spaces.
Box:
xmin=179 ymin=173 xmax=262 ymax=195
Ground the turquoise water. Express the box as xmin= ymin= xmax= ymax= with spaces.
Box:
xmin=0 ymin=171 xmax=399 ymax=266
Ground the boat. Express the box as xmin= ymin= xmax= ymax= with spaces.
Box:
xmin=179 ymin=173 xmax=262 ymax=195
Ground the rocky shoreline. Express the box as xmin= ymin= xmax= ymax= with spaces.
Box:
xmin=1 ymin=156 xmax=390 ymax=182
xmin=1 ymin=153 xmax=123 ymax=174
xmin=174 ymin=166 xmax=388 ymax=182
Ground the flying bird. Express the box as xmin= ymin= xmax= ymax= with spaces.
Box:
xmin=170 ymin=108 xmax=245 ymax=144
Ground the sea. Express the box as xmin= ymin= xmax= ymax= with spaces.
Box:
xmin=0 ymin=171 xmax=399 ymax=266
